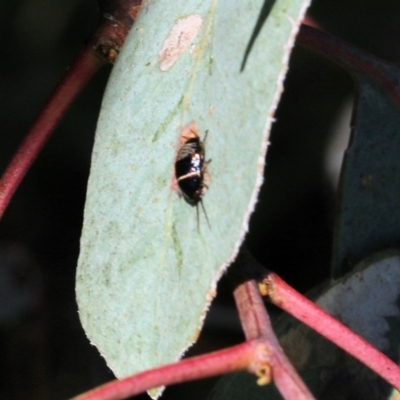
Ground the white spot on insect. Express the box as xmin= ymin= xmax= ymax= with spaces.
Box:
xmin=159 ymin=15 xmax=203 ymax=71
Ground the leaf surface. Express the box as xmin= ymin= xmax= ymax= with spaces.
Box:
xmin=76 ymin=0 xmax=310 ymax=388
xmin=332 ymin=51 xmax=400 ymax=276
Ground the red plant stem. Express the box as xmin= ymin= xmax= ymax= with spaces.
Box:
xmin=0 ymin=46 xmax=104 ymax=220
xmin=71 ymin=341 xmax=262 ymax=400
xmin=302 ymin=15 xmax=322 ymax=30
xmin=296 ymin=24 xmax=400 ymax=110
xmin=265 ymin=272 xmax=400 ymax=391
xmin=0 ymin=1 xmax=142 ymax=220
xmin=233 ymin=276 xmax=315 ymax=400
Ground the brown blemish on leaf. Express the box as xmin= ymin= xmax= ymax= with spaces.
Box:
xmin=178 ymin=121 xmax=200 ymax=145
xmin=361 ymin=174 xmax=374 ymax=188
xmin=159 ymin=15 xmax=203 ymax=71
xmin=192 ymin=327 xmax=202 ymax=343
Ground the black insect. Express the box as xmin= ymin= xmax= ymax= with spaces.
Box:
xmin=175 ymin=131 xmax=210 ymax=227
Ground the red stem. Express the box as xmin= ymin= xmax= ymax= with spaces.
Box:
xmin=0 ymin=46 xmax=103 ymax=219
xmin=0 ymin=0 xmax=142 ymax=220
xmin=297 ymin=24 xmax=400 ymax=110
xmin=231 ymin=248 xmax=315 ymax=400
xmin=265 ymin=272 xmax=400 ymax=391
xmin=71 ymin=341 xmax=261 ymax=400
xmin=233 ymin=278 xmax=315 ymax=400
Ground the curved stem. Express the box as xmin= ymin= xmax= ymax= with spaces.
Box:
xmin=231 ymin=248 xmax=315 ymax=400
xmin=0 ymin=45 xmax=103 ymax=220
xmin=296 ymin=24 xmax=400 ymax=109
xmin=71 ymin=341 xmax=260 ymax=400
xmin=263 ymin=271 xmax=400 ymax=391
xmin=0 ymin=0 xmax=142 ymax=220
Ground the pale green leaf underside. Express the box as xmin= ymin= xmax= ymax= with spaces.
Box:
xmin=76 ymin=0 xmax=309 ymax=383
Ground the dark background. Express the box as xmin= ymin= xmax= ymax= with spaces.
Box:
xmin=1 ymin=0 xmax=400 ymax=398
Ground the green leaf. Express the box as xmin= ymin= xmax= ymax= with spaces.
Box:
xmin=76 ymin=0 xmax=310 ymax=391
xmin=332 ymin=56 xmax=400 ymax=277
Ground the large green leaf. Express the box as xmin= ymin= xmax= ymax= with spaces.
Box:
xmin=331 ymin=53 xmax=400 ymax=277
xmin=76 ymin=0 xmax=309 ymax=389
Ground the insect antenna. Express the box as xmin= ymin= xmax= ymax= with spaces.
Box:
xmin=198 ymin=198 xmax=211 ymax=230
